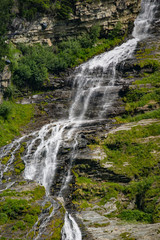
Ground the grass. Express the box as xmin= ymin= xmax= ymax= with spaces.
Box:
xmin=102 ymin=123 xmax=160 ymax=178
xmin=73 ymin=173 xmax=124 ymax=208
xmin=115 ymin=69 xmax=160 ymax=123
xmin=0 ymin=101 xmax=34 ymax=147
xmin=0 ymin=184 xmax=45 ymax=238
xmin=73 ymin=120 xmax=160 ymax=224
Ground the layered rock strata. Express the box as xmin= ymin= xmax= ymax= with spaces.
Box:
xmin=9 ymin=0 xmax=141 ymax=45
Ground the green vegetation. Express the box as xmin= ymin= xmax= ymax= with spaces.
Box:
xmin=115 ymin=69 xmax=160 ymax=123
xmin=115 ymin=43 xmax=160 ymax=124
xmin=14 ymin=145 xmax=25 ymax=175
xmin=0 ymin=101 xmax=34 ymax=147
xmin=11 ymin=25 xmax=123 ymax=91
xmin=0 ymin=0 xmax=13 ymax=71
xmin=0 ymin=102 xmax=11 ymax=120
xmin=73 ymin=121 xmax=160 ymax=224
xmin=17 ymin=0 xmax=76 ymax=20
xmin=0 ymin=184 xmax=45 ymax=238
xmin=120 ymin=232 xmax=136 ymax=240
xmin=102 ymin=123 xmax=160 ymax=178
xmin=118 ymin=209 xmax=152 ymax=223
xmin=0 ymin=198 xmax=41 ymax=227
xmin=56 ymin=0 xmax=76 ymax=20
xmin=18 ymin=0 xmax=52 ymax=20
xmin=73 ymin=172 xmax=123 ymax=209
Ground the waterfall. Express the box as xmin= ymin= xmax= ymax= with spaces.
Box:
xmin=62 ymin=212 xmax=82 ymax=240
xmin=133 ymin=0 xmax=157 ymax=39
xmin=0 ymin=0 xmax=157 ymax=239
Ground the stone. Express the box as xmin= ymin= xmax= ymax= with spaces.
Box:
xmin=9 ymin=0 xmax=141 ymax=45
xmin=2 ymin=66 xmax=11 ymax=81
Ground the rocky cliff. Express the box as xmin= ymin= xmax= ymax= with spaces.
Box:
xmin=1 ymin=0 xmax=160 ymax=240
xmin=9 ymin=0 xmax=140 ymax=45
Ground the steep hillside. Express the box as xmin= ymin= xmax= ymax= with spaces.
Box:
xmin=0 ymin=1 xmax=160 ymax=240
xmin=9 ymin=0 xmax=140 ymax=44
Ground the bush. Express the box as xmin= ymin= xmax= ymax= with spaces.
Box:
xmin=13 ymin=60 xmax=48 ymax=90
xmin=0 ymin=213 xmax=8 ymax=225
xmin=0 ymin=103 xmax=11 ymax=120
xmin=3 ymin=85 xmax=19 ymax=100
xmin=18 ymin=0 xmax=51 ymax=20
xmin=12 ymin=25 xmax=123 ymax=92
xmin=0 ymin=199 xmax=29 ymax=219
xmin=24 ymin=214 xmax=37 ymax=226
xmin=0 ymin=0 xmax=14 ymax=71
xmin=118 ymin=209 xmax=152 ymax=223
xmin=108 ymin=22 xmax=122 ymax=39
xmin=56 ymin=0 xmax=76 ymax=20
xmin=12 ymin=220 xmax=26 ymax=231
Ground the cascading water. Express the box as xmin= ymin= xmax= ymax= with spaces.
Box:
xmin=132 ymin=0 xmax=157 ymax=39
xmin=0 ymin=0 xmax=158 ymax=239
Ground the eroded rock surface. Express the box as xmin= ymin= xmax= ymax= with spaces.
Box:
xmin=9 ymin=0 xmax=140 ymax=45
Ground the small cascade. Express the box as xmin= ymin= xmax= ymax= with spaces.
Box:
xmin=0 ymin=0 xmax=158 ymax=239
xmin=133 ymin=0 xmax=158 ymax=39
xmin=61 ymin=212 xmax=82 ymax=240
xmin=23 ymin=121 xmax=71 ymax=195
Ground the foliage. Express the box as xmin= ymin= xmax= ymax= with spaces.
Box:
xmin=0 ymin=198 xmax=29 ymax=219
xmin=56 ymin=0 xmax=76 ymax=20
xmin=0 ymin=101 xmax=33 ymax=147
xmin=0 ymin=0 xmax=13 ymax=71
xmin=17 ymin=0 xmax=77 ymax=20
xmin=137 ymin=59 xmax=160 ymax=72
xmin=108 ymin=22 xmax=122 ymax=39
xmin=0 ymin=184 xmax=45 ymax=238
xmin=13 ymin=60 xmax=48 ymax=90
xmin=102 ymin=123 xmax=160 ymax=178
xmin=116 ymin=70 xmax=160 ymax=123
xmin=118 ymin=209 xmax=152 ymax=223
xmin=12 ymin=26 xmax=123 ymax=91
xmin=0 ymin=102 xmax=11 ymax=120
xmin=0 ymin=213 xmax=8 ymax=225
xmin=18 ymin=0 xmax=51 ymax=20
xmin=73 ymin=171 xmax=124 ymax=208
xmin=3 ymin=85 xmax=19 ymax=100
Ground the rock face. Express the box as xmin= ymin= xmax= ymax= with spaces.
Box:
xmin=1 ymin=1 xmax=160 ymax=239
xmin=9 ymin=0 xmax=141 ymax=45
xmin=0 ymin=65 xmax=11 ymax=89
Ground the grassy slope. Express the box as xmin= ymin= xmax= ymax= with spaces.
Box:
xmin=72 ymin=40 xmax=160 ymax=224
xmin=0 ymin=101 xmax=34 ymax=147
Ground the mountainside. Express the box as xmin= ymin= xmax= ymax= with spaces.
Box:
xmin=0 ymin=0 xmax=160 ymax=240
xmin=10 ymin=0 xmax=140 ymax=44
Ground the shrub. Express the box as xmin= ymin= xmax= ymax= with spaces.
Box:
xmin=12 ymin=220 xmax=26 ymax=231
xmin=13 ymin=60 xmax=47 ymax=90
xmin=18 ymin=0 xmax=51 ymax=20
xmin=108 ymin=22 xmax=122 ymax=39
xmin=0 ymin=213 xmax=8 ymax=225
xmin=3 ymin=85 xmax=19 ymax=100
xmin=24 ymin=214 xmax=37 ymax=226
xmin=118 ymin=209 xmax=152 ymax=223
xmin=0 ymin=103 xmax=11 ymax=120
xmin=0 ymin=199 xmax=29 ymax=219
xmin=0 ymin=0 xmax=14 ymax=71
xmin=56 ymin=0 xmax=76 ymax=20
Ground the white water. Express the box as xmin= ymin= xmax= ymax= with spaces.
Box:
xmin=133 ymin=0 xmax=157 ymax=39
xmin=62 ymin=212 xmax=82 ymax=240
xmin=23 ymin=0 xmax=157 ymax=197
xmin=0 ymin=0 xmax=157 ymax=239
